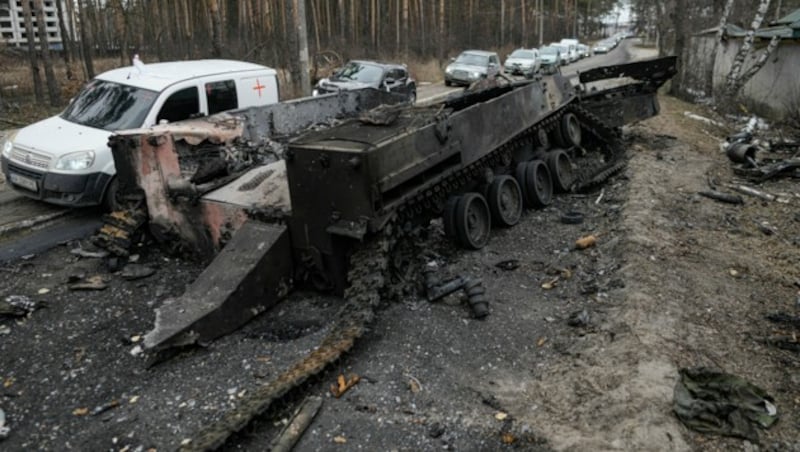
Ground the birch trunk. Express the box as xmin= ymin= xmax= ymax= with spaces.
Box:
xmin=705 ymin=0 xmax=734 ymax=97
xmin=724 ymin=0 xmax=771 ymax=97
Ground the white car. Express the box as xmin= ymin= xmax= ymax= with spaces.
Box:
xmin=1 ymin=58 xmax=279 ymax=209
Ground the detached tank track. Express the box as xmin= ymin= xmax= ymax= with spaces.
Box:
xmin=180 ymin=230 xmax=393 ymax=451
xmin=178 ymin=94 xmax=625 ymax=451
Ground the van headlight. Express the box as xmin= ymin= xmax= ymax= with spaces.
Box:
xmin=445 ymin=67 xmax=454 ymax=75
xmin=1 ymin=132 xmax=16 ymax=158
xmin=55 ymin=150 xmax=95 ymax=170
xmin=470 ymin=71 xmax=481 ymax=79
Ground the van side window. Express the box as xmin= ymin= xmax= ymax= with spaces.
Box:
xmin=206 ymin=80 xmax=238 ymax=115
xmin=157 ymin=86 xmax=200 ymax=123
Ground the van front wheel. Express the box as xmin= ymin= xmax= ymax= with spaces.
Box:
xmin=102 ymin=177 xmax=122 ymax=212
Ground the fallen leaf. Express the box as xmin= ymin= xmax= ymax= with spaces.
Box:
xmin=255 ymin=356 xmax=271 ymax=363
xmin=129 ymin=395 xmax=140 ymax=404
xmin=333 ymin=435 xmax=347 ymax=444
xmin=37 ymin=288 xmax=50 ymax=295
xmin=501 ymin=432 xmax=517 ymax=444
xmin=729 ymin=269 xmax=739 ymax=277
xmin=495 ymin=411 xmax=508 ymax=420
xmin=536 ymin=337 xmax=547 ymax=347
xmin=330 ymin=373 xmax=361 ymax=398
xmin=72 ymin=407 xmax=89 ymax=416
xmin=541 ymin=277 xmax=559 ymax=290
xmin=407 ymin=375 xmax=421 ymax=393
xmin=3 ymin=378 xmax=13 ymax=388
xmin=130 ymin=335 xmax=141 ymax=343
xmin=575 ymin=235 xmax=597 ymax=250
xmin=560 ymin=268 xmax=573 ymax=279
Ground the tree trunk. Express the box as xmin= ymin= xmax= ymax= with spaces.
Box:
xmin=34 ymin=0 xmax=61 ymax=105
xmin=22 ymin=0 xmax=44 ymax=103
xmin=705 ymin=0 xmax=734 ymax=98
xmin=78 ymin=0 xmax=95 ymax=79
xmin=725 ymin=0 xmax=771 ymax=97
xmin=209 ymin=0 xmax=223 ymax=57
xmin=55 ymin=0 xmax=74 ymax=79
xmin=669 ymin=0 xmax=688 ymax=97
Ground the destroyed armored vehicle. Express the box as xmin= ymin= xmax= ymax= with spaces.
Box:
xmin=97 ymin=56 xmax=676 ymax=449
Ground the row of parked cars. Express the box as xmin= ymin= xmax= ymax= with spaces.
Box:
xmin=444 ymin=37 xmax=597 ymax=86
xmin=592 ymin=31 xmax=631 ymax=54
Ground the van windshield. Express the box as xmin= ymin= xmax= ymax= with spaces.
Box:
xmin=61 ymin=79 xmax=158 ymax=131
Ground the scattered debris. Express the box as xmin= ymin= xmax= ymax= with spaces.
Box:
xmin=567 ymin=309 xmax=590 ymax=327
xmin=723 ymin=184 xmax=776 ymax=202
xmin=541 ymin=277 xmax=559 ymax=290
xmin=0 ymin=325 xmax=10 ymax=335
xmin=428 ymin=422 xmax=445 ymax=438
xmin=500 ymin=432 xmax=517 ymax=445
xmin=120 ymin=264 xmax=156 ymax=281
xmin=405 ymin=374 xmax=422 ymax=393
xmin=330 ymin=374 xmax=360 ymax=398
xmin=70 ymin=245 xmax=109 ymax=259
xmin=698 ymin=190 xmax=744 ymax=205
xmin=495 ymin=411 xmax=508 ymax=421
xmin=673 ymin=367 xmax=778 ymax=442
xmin=268 ymin=396 xmax=323 ymax=452
xmin=0 ymin=407 xmax=9 ymax=439
xmin=68 ymin=275 xmax=108 ymax=291
xmin=560 ymin=211 xmax=585 ymax=225
xmin=495 ymin=259 xmax=520 ymax=271
xmin=683 ymin=111 xmax=723 ymax=127
xmin=575 ymin=235 xmax=597 ymax=250
xmin=72 ymin=407 xmax=89 ymax=416
xmin=463 ymin=278 xmax=489 ymax=319
xmin=427 ymin=276 xmax=468 ymax=302
xmin=91 ymin=400 xmax=120 ymax=416
xmin=0 ymin=295 xmax=44 ymax=317
xmin=333 ymin=435 xmax=347 ymax=444
xmin=755 ymin=221 xmax=777 ymax=236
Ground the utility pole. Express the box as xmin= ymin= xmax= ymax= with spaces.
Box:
xmin=293 ymin=0 xmax=311 ymax=96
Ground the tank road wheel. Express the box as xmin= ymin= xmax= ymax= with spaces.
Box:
xmin=487 ymin=175 xmax=523 ymax=227
xmin=546 ymin=149 xmax=575 ymax=192
xmin=443 ymin=195 xmax=461 ymax=245
xmin=515 ymin=162 xmax=532 ymax=207
xmin=525 ymin=160 xmax=553 ymax=208
xmin=536 ymin=128 xmax=550 ymax=149
xmin=454 ymin=193 xmax=492 ymax=250
xmin=552 ymin=112 xmax=582 ymax=148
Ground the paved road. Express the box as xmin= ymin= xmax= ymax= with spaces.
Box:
xmin=0 ymin=39 xmax=651 ymax=260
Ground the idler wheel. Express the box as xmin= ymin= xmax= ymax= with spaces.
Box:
xmin=546 ymin=149 xmax=575 ymax=192
xmin=487 ymin=175 xmax=523 ymax=227
xmin=552 ymin=112 xmax=582 ymax=148
xmin=454 ymin=193 xmax=492 ymax=249
xmin=525 ymin=160 xmax=553 ymax=208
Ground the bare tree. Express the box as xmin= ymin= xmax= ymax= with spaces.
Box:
xmin=724 ymin=0 xmax=773 ymax=98
xmin=21 ymin=0 xmax=44 ymax=103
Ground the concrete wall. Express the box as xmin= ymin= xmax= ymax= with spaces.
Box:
xmin=712 ymin=38 xmax=800 ymax=120
xmin=686 ymin=34 xmax=800 ymax=120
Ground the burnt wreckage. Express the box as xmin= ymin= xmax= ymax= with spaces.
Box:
xmin=100 ymin=56 xmax=676 ymax=449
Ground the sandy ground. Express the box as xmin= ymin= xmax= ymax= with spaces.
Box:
xmin=3 ymin=47 xmax=800 ymax=451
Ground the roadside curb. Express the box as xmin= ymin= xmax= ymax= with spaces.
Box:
xmin=0 ymin=209 xmax=73 ymax=242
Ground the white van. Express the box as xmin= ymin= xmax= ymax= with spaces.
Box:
xmin=1 ymin=59 xmax=279 ymax=209
xmin=559 ymin=39 xmax=580 ymax=63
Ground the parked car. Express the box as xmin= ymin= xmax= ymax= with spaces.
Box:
xmin=559 ymin=38 xmax=581 ymax=61
xmin=592 ymin=40 xmax=613 ymax=54
xmin=1 ymin=58 xmax=279 ymax=209
xmin=503 ymin=48 xmax=540 ymax=79
xmin=549 ymin=43 xmax=572 ymax=65
xmin=577 ymin=43 xmax=591 ymax=58
xmin=444 ymin=50 xmax=501 ymax=87
xmin=538 ymin=46 xmax=562 ymax=74
xmin=312 ymin=60 xmax=416 ymax=104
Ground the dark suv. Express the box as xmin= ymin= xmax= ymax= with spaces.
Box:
xmin=313 ymin=60 xmax=417 ymax=104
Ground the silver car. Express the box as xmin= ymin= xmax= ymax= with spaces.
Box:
xmin=538 ymin=46 xmax=562 ymax=74
xmin=444 ymin=50 xmax=500 ymax=87
xmin=503 ymin=48 xmax=541 ymax=79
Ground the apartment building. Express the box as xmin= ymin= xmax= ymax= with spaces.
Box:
xmin=0 ymin=0 xmax=71 ymax=50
